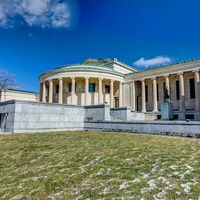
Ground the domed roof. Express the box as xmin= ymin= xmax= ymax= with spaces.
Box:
xmin=40 ymin=58 xmax=137 ymax=79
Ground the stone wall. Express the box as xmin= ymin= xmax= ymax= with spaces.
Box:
xmin=111 ymin=107 xmax=145 ymax=121
xmin=0 ymin=100 xmax=85 ymax=133
xmin=84 ymin=104 xmax=111 ymax=122
xmin=0 ymin=100 xmax=200 ymax=135
xmin=0 ymin=101 xmax=15 ymax=132
xmin=84 ymin=121 xmax=200 ymax=138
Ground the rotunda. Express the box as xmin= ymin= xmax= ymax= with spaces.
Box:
xmin=39 ymin=58 xmax=137 ymax=107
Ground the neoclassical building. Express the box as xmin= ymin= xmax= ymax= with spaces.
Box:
xmin=39 ymin=58 xmax=200 ymax=120
xmin=39 ymin=58 xmax=137 ymax=108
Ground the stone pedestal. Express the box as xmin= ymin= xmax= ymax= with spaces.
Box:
xmin=161 ymin=102 xmax=173 ymax=120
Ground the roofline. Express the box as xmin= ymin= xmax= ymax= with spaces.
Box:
xmin=1 ymin=89 xmax=39 ymax=94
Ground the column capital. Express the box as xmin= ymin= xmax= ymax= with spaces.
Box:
xmin=42 ymin=81 xmax=46 ymax=84
xmin=98 ymin=77 xmax=103 ymax=81
xmin=164 ymin=74 xmax=169 ymax=78
xmin=110 ymin=79 xmax=115 ymax=83
xmin=58 ymin=77 xmax=63 ymax=80
xmin=84 ymin=76 xmax=89 ymax=80
xmin=70 ymin=76 xmax=75 ymax=80
xmin=151 ymin=76 xmax=157 ymax=80
xmin=140 ymin=78 xmax=145 ymax=82
xmin=177 ymin=71 xmax=184 ymax=75
xmin=193 ymin=69 xmax=199 ymax=73
xmin=48 ymin=79 xmax=53 ymax=82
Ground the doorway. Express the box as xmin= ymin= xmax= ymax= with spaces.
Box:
xmin=114 ymin=97 xmax=119 ymax=108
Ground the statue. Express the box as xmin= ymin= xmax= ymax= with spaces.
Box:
xmin=163 ymin=87 xmax=170 ymax=102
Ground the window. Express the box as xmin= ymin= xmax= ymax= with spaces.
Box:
xmin=105 ymin=85 xmax=110 ymax=93
xmin=89 ymin=83 xmax=95 ymax=92
xmin=176 ymin=80 xmax=180 ymax=100
xmin=56 ymin=85 xmax=59 ymax=93
xmin=157 ymin=83 xmax=159 ymax=101
xmin=145 ymin=85 xmax=148 ymax=102
xmin=68 ymin=83 xmax=76 ymax=92
xmin=190 ymin=78 xmax=195 ymax=99
xmin=68 ymin=83 xmax=72 ymax=92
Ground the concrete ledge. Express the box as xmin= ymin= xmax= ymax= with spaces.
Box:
xmin=84 ymin=104 xmax=109 ymax=109
xmin=84 ymin=120 xmax=200 ymax=138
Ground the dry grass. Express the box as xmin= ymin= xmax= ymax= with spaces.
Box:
xmin=0 ymin=131 xmax=200 ymax=199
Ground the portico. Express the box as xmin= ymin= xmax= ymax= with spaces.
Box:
xmin=39 ymin=58 xmax=136 ymax=108
xmin=41 ymin=76 xmax=123 ymax=107
xmin=124 ymin=59 xmax=200 ymax=120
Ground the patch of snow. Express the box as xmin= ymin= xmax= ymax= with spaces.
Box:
xmin=153 ymin=190 xmax=166 ymax=200
xmin=141 ymin=180 xmax=157 ymax=194
xmin=185 ymin=164 xmax=194 ymax=171
xmin=125 ymin=158 xmax=131 ymax=161
xmin=170 ymin=165 xmax=178 ymax=170
xmin=79 ymin=167 xmax=85 ymax=174
xmin=172 ymin=172 xmax=179 ymax=175
xmin=102 ymin=187 xmax=111 ymax=194
xmin=181 ymin=183 xmax=192 ymax=193
xmin=175 ymin=191 xmax=181 ymax=195
xmin=130 ymin=178 xmax=140 ymax=183
xmin=47 ymin=191 xmax=64 ymax=199
xmin=96 ymin=168 xmax=104 ymax=176
xmin=59 ymin=169 xmax=67 ymax=172
xmin=10 ymin=195 xmax=24 ymax=200
xmin=148 ymin=180 xmax=157 ymax=189
xmin=1 ymin=195 xmax=7 ymax=199
xmin=158 ymin=177 xmax=170 ymax=185
xmin=107 ymin=168 xmax=112 ymax=175
xmin=142 ymin=174 xmax=149 ymax=178
xmin=119 ymin=182 xmax=129 ymax=190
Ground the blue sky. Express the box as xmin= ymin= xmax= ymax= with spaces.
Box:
xmin=0 ymin=0 xmax=200 ymax=92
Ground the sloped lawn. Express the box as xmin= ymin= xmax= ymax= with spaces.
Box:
xmin=0 ymin=131 xmax=199 ymax=199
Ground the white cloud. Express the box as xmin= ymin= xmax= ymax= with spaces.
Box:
xmin=133 ymin=56 xmax=172 ymax=68
xmin=0 ymin=0 xmax=71 ymax=28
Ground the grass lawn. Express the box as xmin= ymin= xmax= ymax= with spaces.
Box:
xmin=0 ymin=131 xmax=200 ymax=200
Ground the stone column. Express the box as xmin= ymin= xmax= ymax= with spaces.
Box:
xmin=141 ymin=79 xmax=146 ymax=112
xmin=152 ymin=77 xmax=158 ymax=112
xmin=98 ymin=77 xmax=103 ymax=104
xmin=178 ymin=72 xmax=185 ymax=112
xmin=49 ymin=79 xmax=53 ymax=103
xmin=110 ymin=80 xmax=114 ymax=108
xmin=193 ymin=70 xmax=200 ymax=110
xmin=58 ymin=78 xmax=63 ymax=104
xmin=71 ymin=77 xmax=76 ymax=105
xmin=131 ymin=80 xmax=136 ymax=111
xmin=164 ymin=74 xmax=170 ymax=96
xmin=85 ymin=77 xmax=89 ymax=106
xmin=119 ymin=81 xmax=123 ymax=107
xmin=42 ymin=82 xmax=46 ymax=102
xmin=39 ymin=83 xmax=42 ymax=102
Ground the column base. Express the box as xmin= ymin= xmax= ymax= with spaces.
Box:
xmin=161 ymin=102 xmax=173 ymax=120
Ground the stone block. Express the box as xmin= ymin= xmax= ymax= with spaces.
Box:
xmin=161 ymin=102 xmax=173 ymax=120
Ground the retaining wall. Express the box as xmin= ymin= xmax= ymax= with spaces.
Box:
xmin=84 ymin=121 xmax=200 ymax=138
xmin=0 ymin=100 xmax=85 ymax=133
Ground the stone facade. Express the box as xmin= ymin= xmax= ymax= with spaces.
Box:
xmin=39 ymin=58 xmax=136 ymax=108
xmin=0 ymin=100 xmax=199 ymax=137
xmin=39 ymin=58 xmax=200 ymax=121
xmin=0 ymin=89 xmax=39 ymax=102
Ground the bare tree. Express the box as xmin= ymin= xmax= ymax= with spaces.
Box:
xmin=0 ymin=68 xmax=19 ymax=90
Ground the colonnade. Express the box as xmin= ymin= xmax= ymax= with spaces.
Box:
xmin=41 ymin=77 xmax=123 ymax=107
xmin=130 ymin=70 xmax=200 ymax=112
